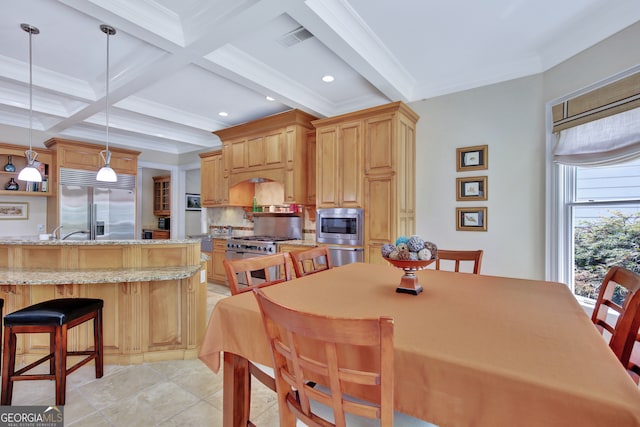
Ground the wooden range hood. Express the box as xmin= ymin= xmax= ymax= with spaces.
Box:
xmin=212 ymin=109 xmax=317 ymax=205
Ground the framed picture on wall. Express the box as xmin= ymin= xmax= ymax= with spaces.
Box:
xmin=456 ymin=176 xmax=488 ymax=201
xmin=185 ymin=193 xmax=201 ymax=211
xmin=456 ymin=207 xmax=487 ymax=231
xmin=0 ymin=202 xmax=29 ymax=220
xmin=456 ymin=145 xmax=488 ymax=171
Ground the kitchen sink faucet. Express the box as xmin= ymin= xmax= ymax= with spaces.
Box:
xmin=50 ymin=225 xmax=63 ymax=240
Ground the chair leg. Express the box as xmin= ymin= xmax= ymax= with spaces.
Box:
xmin=49 ymin=330 xmax=56 ymax=376
xmin=55 ymin=325 xmax=67 ymax=406
xmin=95 ymin=310 xmax=104 ymax=378
xmin=1 ymin=327 xmax=16 ymax=405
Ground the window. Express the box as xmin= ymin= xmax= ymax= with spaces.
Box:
xmin=547 ymin=101 xmax=640 ymax=303
xmin=572 ymin=158 xmax=640 ymax=302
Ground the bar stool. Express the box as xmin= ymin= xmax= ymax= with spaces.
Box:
xmin=1 ymin=298 xmax=104 ymax=405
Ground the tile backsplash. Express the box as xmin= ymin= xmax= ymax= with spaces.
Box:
xmin=204 ymin=206 xmax=316 ymax=240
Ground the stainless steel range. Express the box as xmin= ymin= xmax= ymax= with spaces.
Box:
xmin=225 ymin=235 xmax=291 ymax=255
xmin=225 ymin=213 xmax=302 ymax=284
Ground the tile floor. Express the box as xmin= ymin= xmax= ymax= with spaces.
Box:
xmin=6 ymin=283 xmax=284 ymax=427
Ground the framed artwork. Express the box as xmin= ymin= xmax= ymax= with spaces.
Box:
xmin=456 ymin=145 xmax=488 ymax=171
xmin=185 ymin=193 xmax=201 ymax=211
xmin=0 ymin=202 xmax=29 ymax=220
xmin=456 ymin=176 xmax=488 ymax=201
xmin=456 ymin=207 xmax=487 ymax=231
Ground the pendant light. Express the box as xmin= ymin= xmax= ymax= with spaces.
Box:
xmin=96 ymin=24 xmax=117 ymax=182
xmin=17 ymin=23 xmax=42 ymax=183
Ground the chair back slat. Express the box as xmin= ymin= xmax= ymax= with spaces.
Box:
xmin=290 ymin=246 xmax=333 ymax=278
xmin=223 ymin=253 xmax=292 ymax=295
xmin=592 ymin=266 xmax=640 ymax=383
xmin=435 ymin=249 xmax=483 ymax=274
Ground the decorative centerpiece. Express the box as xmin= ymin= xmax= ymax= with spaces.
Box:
xmin=382 ymin=236 xmax=438 ymax=295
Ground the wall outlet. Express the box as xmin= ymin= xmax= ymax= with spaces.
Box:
xmin=37 ymin=224 xmax=45 ymax=233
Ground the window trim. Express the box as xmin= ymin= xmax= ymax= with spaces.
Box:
xmin=545 ymin=65 xmax=640 ymax=286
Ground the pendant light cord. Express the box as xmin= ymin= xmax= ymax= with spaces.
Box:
xmin=28 ymin=26 xmax=33 ymax=153
xmin=102 ymin=25 xmax=114 ymax=153
xmin=105 ymin=26 xmax=110 ymax=152
xmin=20 ymin=24 xmax=39 ymax=157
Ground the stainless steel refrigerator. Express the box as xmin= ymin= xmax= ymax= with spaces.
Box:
xmin=58 ymin=168 xmax=136 ymax=240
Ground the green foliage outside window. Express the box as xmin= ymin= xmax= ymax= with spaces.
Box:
xmin=574 ymin=211 xmax=640 ymax=305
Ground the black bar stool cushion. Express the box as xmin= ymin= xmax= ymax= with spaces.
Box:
xmin=4 ymin=298 xmax=103 ymax=327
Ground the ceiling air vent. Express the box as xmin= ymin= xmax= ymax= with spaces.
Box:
xmin=277 ymin=26 xmax=313 ymax=47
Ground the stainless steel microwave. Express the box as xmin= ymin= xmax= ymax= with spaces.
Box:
xmin=316 ymin=208 xmax=364 ymax=246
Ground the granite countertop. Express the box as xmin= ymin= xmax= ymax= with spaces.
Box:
xmin=0 ymin=265 xmax=202 ymax=285
xmin=0 ymin=239 xmax=200 ymax=245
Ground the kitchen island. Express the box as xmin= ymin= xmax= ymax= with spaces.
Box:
xmin=0 ymin=239 xmax=207 ymax=365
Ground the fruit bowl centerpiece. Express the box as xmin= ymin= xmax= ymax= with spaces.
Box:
xmin=382 ymin=236 xmax=437 ymax=295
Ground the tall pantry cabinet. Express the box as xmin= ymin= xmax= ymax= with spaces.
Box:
xmin=313 ymin=102 xmax=418 ymax=265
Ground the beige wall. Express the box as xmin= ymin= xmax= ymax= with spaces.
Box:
xmin=0 ymin=195 xmax=47 ymax=238
xmin=411 ymin=21 xmax=640 ymax=280
xmin=411 ymin=75 xmax=545 ymax=279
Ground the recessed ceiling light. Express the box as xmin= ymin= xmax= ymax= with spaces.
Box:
xmin=266 ymin=96 xmax=275 ymax=101
xmin=322 ymin=75 xmax=334 ymax=83
xmin=218 ymin=112 xmax=228 ymax=117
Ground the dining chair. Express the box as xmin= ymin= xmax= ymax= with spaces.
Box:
xmin=435 ymin=249 xmax=483 ymax=274
xmin=290 ymin=246 xmax=333 ymax=277
xmin=253 ymin=287 xmax=395 ymax=427
xmin=223 ymin=252 xmax=293 ymax=426
xmin=592 ymin=266 xmax=640 ymax=383
xmin=223 ymin=252 xmax=292 ymax=295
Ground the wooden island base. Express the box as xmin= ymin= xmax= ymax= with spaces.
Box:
xmin=0 ymin=240 xmax=207 ymax=365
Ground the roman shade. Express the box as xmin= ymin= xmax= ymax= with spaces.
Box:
xmin=553 ymin=107 xmax=640 ymax=165
xmin=552 ymin=72 xmax=640 ymax=133
xmin=552 ymin=71 xmax=640 ymax=166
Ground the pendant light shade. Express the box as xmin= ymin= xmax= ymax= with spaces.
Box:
xmin=17 ymin=23 xmax=42 ymax=183
xmin=96 ymin=24 xmax=117 ymax=182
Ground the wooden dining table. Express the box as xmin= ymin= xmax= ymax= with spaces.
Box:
xmin=198 ymin=262 xmax=640 ymax=427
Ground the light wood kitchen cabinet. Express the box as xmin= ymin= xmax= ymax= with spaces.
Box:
xmin=45 ymin=138 xmax=139 ymax=176
xmin=200 ymin=151 xmax=221 ymax=206
xmin=204 ymin=251 xmax=213 ymax=281
xmin=314 ymin=121 xmax=362 ymax=208
xmin=228 ymin=138 xmax=248 ymax=173
xmin=283 ymin=124 xmax=310 ymax=204
xmin=152 ymin=230 xmax=170 ymax=239
xmin=0 ymin=143 xmax=53 ymax=196
xmin=364 ymin=104 xmax=417 ymax=265
xmin=306 ymin=129 xmax=316 ymax=205
xmin=313 ymin=102 xmax=418 ymax=264
xmin=211 ymin=239 xmax=227 ymax=284
xmin=200 ymin=150 xmax=252 ymax=208
xmin=226 ymin=131 xmax=285 ymax=174
xmin=205 ymin=109 xmax=316 ymax=206
xmin=314 ymin=120 xmax=363 ymax=208
xmin=1 ymin=240 xmax=204 ymax=364
xmin=153 ymin=175 xmax=171 ymax=216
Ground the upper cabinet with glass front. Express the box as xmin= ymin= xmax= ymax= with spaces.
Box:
xmin=0 ymin=143 xmax=53 ymax=196
xmin=153 ymin=175 xmax=171 ymax=216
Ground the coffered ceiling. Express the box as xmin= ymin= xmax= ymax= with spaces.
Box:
xmin=1 ymin=0 xmax=638 ymax=155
